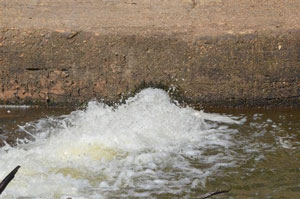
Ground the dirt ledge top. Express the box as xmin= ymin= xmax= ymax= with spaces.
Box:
xmin=1 ymin=0 xmax=300 ymax=38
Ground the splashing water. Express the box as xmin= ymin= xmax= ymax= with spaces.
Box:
xmin=0 ymin=88 xmax=245 ymax=199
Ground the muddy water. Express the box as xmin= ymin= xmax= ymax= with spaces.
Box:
xmin=201 ymin=108 xmax=300 ymax=199
xmin=0 ymin=106 xmax=73 ymax=147
xmin=0 ymin=89 xmax=299 ymax=199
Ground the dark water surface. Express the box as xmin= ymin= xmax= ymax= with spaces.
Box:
xmin=202 ymin=108 xmax=300 ymax=199
xmin=0 ymin=106 xmax=73 ymax=147
xmin=0 ymin=103 xmax=299 ymax=199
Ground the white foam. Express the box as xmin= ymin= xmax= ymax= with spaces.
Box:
xmin=0 ymin=105 xmax=31 ymax=109
xmin=0 ymin=88 xmax=243 ymax=198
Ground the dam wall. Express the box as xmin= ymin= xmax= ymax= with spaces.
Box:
xmin=1 ymin=0 xmax=300 ymax=107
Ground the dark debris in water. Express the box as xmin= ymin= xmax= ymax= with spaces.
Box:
xmin=0 ymin=166 xmax=21 ymax=195
xmin=199 ymin=187 xmax=231 ymax=199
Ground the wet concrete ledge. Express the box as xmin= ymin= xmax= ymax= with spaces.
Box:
xmin=1 ymin=0 xmax=300 ymax=108
xmin=1 ymin=28 xmax=300 ymax=108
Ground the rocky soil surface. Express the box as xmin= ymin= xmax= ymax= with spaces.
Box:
xmin=1 ymin=0 xmax=300 ymax=107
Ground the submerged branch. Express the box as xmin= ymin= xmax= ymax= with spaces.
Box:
xmin=199 ymin=187 xmax=231 ymax=199
xmin=0 ymin=166 xmax=21 ymax=195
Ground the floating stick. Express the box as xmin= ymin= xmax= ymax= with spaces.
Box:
xmin=0 ymin=166 xmax=21 ymax=195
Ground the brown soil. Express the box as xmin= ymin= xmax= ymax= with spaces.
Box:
xmin=1 ymin=0 xmax=300 ymax=107
xmin=1 ymin=0 xmax=300 ymax=37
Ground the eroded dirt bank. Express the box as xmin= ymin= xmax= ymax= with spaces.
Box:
xmin=1 ymin=0 xmax=300 ymax=107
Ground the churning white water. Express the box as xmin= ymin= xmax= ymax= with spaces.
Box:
xmin=0 ymin=88 xmax=245 ymax=199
